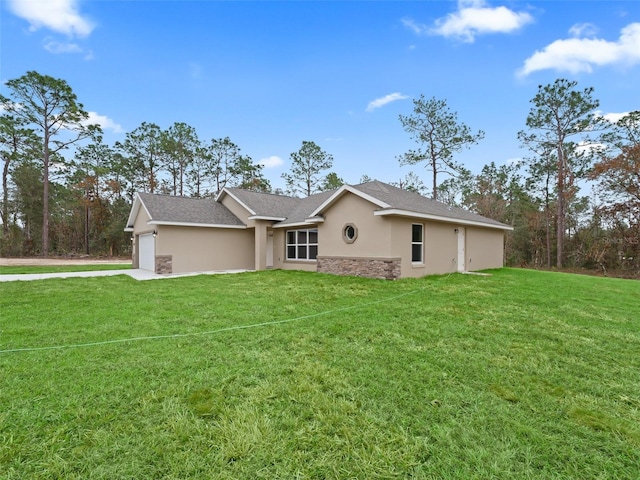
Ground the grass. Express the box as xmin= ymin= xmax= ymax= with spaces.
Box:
xmin=0 ymin=264 xmax=131 ymax=274
xmin=0 ymin=268 xmax=638 ymax=479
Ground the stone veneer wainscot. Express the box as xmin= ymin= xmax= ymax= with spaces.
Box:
xmin=155 ymin=255 xmax=173 ymax=274
xmin=317 ymin=256 xmax=401 ymax=280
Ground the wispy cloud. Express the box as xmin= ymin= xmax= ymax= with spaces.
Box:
xmin=569 ymin=23 xmax=598 ymax=38
xmin=43 ymin=38 xmax=82 ymax=54
xmin=406 ymin=0 xmax=533 ymax=43
xmin=7 ymin=0 xmax=95 ymax=37
xmin=83 ymin=112 xmax=123 ymax=133
xmin=259 ymin=156 xmax=284 ymax=168
xmin=43 ymin=38 xmax=93 ymax=60
xmin=519 ymin=22 xmax=640 ymax=76
xmin=366 ymin=93 xmax=409 ymax=112
xmin=401 ymin=18 xmax=428 ymax=36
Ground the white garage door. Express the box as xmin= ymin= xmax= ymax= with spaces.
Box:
xmin=138 ymin=233 xmax=155 ymax=272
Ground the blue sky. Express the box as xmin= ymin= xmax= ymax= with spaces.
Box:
xmin=2 ymin=0 xmax=639 ymax=192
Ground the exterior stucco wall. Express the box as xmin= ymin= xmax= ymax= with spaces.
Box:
xmin=155 ymin=225 xmax=254 ymax=274
xmin=133 ymin=207 xmax=152 ymax=233
xmin=315 ymin=194 xmax=465 ymax=278
xmin=314 ymin=194 xmax=433 ymax=279
xmin=465 ymin=227 xmax=505 ymax=271
xmin=319 ymin=193 xmax=392 ymax=258
xmin=423 ymin=222 xmax=459 ymax=276
xmin=272 ymin=229 xmax=286 ymax=268
xmin=314 ymin=194 xmax=404 ymax=278
xmin=254 ymin=221 xmax=268 ymax=271
xmin=388 ymin=216 xmax=429 ymax=278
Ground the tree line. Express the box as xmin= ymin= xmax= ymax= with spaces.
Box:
xmin=396 ymin=82 xmax=638 ymax=275
xmin=1 ymin=72 xmax=638 ymax=276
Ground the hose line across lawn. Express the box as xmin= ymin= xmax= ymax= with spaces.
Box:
xmin=0 ymin=286 xmax=428 ymax=354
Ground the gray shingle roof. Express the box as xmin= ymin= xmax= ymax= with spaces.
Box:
xmin=224 ymin=188 xmax=338 ymax=225
xmin=224 ymin=188 xmax=300 ymax=219
xmin=352 ymin=181 xmax=509 ymax=228
xmin=137 ymin=192 xmax=244 ymax=226
xmin=275 ymin=189 xmax=337 ymax=225
xmin=133 ymin=181 xmax=510 ymax=230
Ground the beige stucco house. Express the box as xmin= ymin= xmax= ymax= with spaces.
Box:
xmin=125 ymin=181 xmax=513 ymax=279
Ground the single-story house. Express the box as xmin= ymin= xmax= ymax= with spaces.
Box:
xmin=125 ymin=180 xmax=513 ymax=279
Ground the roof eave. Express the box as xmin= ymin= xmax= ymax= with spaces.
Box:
xmin=248 ymin=215 xmax=286 ymax=222
xmin=272 ymin=220 xmax=320 ymax=229
xmin=374 ymin=208 xmax=513 ymax=231
xmin=148 ymin=220 xmax=247 ymax=229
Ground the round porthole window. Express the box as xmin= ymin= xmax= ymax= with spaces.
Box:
xmin=343 ymin=223 xmax=358 ymax=244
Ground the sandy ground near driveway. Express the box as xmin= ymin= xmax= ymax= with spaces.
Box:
xmin=0 ymin=257 xmax=131 ymax=266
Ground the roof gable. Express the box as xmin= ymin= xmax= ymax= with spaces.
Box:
xmin=127 ymin=193 xmax=245 ymax=229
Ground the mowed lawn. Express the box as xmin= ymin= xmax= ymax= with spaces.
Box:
xmin=1 ymin=269 xmax=638 ymax=479
xmin=0 ymin=264 xmax=131 ymax=275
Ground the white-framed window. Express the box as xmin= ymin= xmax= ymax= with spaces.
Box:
xmin=286 ymin=229 xmax=318 ymax=261
xmin=412 ymin=224 xmax=424 ymax=263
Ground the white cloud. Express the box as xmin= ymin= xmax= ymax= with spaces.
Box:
xmin=259 ymin=156 xmax=284 ymax=168
xmin=575 ymin=140 xmax=606 ymax=156
xmin=429 ymin=0 xmax=533 ymax=43
xmin=519 ymin=22 xmax=640 ymax=76
xmin=83 ymin=112 xmax=123 ymax=133
xmin=598 ymin=111 xmax=630 ymax=124
xmin=366 ymin=92 xmax=409 ymax=112
xmin=7 ymin=0 xmax=94 ymax=37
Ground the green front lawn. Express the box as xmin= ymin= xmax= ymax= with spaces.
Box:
xmin=1 ymin=269 xmax=638 ymax=479
xmin=0 ymin=264 xmax=131 ymax=274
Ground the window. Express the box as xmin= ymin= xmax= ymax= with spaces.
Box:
xmin=342 ymin=223 xmax=357 ymax=244
xmin=412 ymin=224 xmax=423 ymax=263
xmin=286 ymin=229 xmax=318 ymax=261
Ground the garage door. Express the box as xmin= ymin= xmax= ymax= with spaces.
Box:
xmin=138 ymin=233 xmax=155 ymax=272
